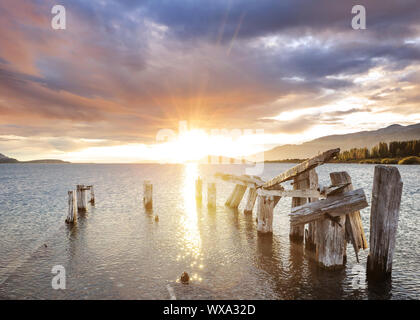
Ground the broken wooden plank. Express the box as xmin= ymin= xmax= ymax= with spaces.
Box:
xmin=330 ymin=172 xmax=367 ymax=263
xmin=367 ymin=165 xmax=403 ymax=281
xmin=319 ymin=183 xmax=351 ymax=197
xmin=257 ymin=187 xmax=319 ymax=199
xmin=215 ymin=172 xmax=264 ymax=187
xmin=289 ymin=188 xmax=368 ymax=226
xmin=261 ymin=148 xmax=340 ymax=189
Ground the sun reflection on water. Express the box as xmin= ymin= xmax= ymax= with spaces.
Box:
xmin=177 ymin=163 xmax=204 ymax=282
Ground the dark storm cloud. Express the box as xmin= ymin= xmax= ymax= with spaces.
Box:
xmin=0 ymin=0 xmax=420 ymax=155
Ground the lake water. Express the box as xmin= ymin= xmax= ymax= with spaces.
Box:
xmin=0 ymin=163 xmax=419 ymax=300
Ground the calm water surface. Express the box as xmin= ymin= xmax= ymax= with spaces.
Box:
xmin=0 ymin=163 xmax=419 ymax=299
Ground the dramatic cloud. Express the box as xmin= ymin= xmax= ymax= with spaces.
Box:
xmin=0 ymin=0 xmax=420 ymax=161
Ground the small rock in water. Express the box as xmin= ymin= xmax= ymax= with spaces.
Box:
xmin=180 ymin=272 xmax=190 ymax=284
xmin=44 ymin=244 xmax=48 ymax=248
xmin=155 ymin=215 xmax=159 ymax=222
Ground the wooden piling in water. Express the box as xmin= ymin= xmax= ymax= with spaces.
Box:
xmin=367 ymin=165 xmax=403 ymax=281
xmin=314 ymin=172 xmax=353 ymax=269
xmin=65 ymin=191 xmax=77 ymax=224
xmin=244 ymin=188 xmax=258 ymax=214
xmin=87 ymin=185 xmax=95 ymax=205
xmin=330 ymin=172 xmax=367 ymax=262
xmin=305 ymin=169 xmax=319 ymax=251
xmin=76 ymin=184 xmax=88 ymax=213
xmin=257 ymin=195 xmax=276 ymax=233
xmin=290 ymin=171 xmax=310 ymax=243
xmin=225 ymin=184 xmax=247 ymax=209
xmin=143 ymin=180 xmax=153 ymax=210
xmin=195 ymin=178 xmax=203 ymax=203
xmin=207 ymin=182 xmax=216 ymax=208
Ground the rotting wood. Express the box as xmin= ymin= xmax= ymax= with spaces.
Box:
xmin=65 ymin=191 xmax=77 ymax=224
xmin=305 ymin=169 xmax=319 ymax=251
xmin=261 ymin=148 xmax=340 ymax=189
xmin=244 ymin=188 xmax=258 ymax=214
xmin=330 ymin=172 xmax=367 ymax=263
xmin=289 ymin=188 xmax=368 ymax=226
xmin=367 ymin=165 xmax=403 ymax=281
xmin=256 ymin=195 xmax=277 ymax=233
xmin=76 ymin=184 xmax=88 ymax=213
xmin=143 ymin=180 xmax=153 ymax=210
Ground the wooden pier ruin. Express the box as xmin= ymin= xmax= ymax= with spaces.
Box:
xmin=215 ymin=148 xmax=403 ymax=272
xmin=62 ymin=147 xmax=403 ymax=279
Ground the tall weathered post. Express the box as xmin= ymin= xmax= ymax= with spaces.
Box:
xmin=76 ymin=184 xmax=88 ymax=213
xmin=367 ymin=165 xmax=403 ymax=281
xmin=143 ymin=180 xmax=153 ymax=210
xmin=65 ymin=191 xmax=77 ymax=224
xmin=305 ymin=169 xmax=319 ymax=250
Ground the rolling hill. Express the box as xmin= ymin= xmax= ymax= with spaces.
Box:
xmin=249 ymin=123 xmax=420 ymax=161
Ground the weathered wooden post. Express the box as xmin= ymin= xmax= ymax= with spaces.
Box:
xmin=244 ymin=188 xmax=258 ymax=214
xmin=87 ymin=185 xmax=95 ymax=205
xmin=195 ymin=177 xmax=203 ymax=203
xmin=330 ymin=172 xmax=367 ymax=262
xmin=76 ymin=184 xmax=88 ymax=213
xmin=314 ymin=172 xmax=349 ymax=269
xmin=305 ymin=169 xmax=319 ymax=250
xmin=367 ymin=165 xmax=403 ymax=281
xmin=143 ymin=180 xmax=153 ymax=210
xmin=65 ymin=191 xmax=77 ymax=224
xmin=207 ymin=182 xmax=216 ymax=208
xmin=290 ymin=186 xmax=369 ymax=269
xmin=225 ymin=184 xmax=247 ymax=209
xmin=290 ymin=171 xmax=309 ymax=243
xmin=257 ymin=195 xmax=276 ymax=233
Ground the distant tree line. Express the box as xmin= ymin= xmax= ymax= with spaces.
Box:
xmin=338 ymin=140 xmax=420 ymax=161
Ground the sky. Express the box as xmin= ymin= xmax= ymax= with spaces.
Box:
xmin=1 ymin=0 xmax=420 ymax=163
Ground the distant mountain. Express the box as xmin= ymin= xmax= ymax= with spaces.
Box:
xmin=0 ymin=153 xmax=19 ymax=163
xmin=0 ymin=153 xmax=69 ymax=164
xmin=249 ymin=123 xmax=420 ymax=161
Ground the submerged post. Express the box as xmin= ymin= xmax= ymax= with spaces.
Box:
xmin=195 ymin=177 xmax=203 ymax=203
xmin=76 ymin=184 xmax=87 ymax=213
xmin=65 ymin=191 xmax=77 ymax=224
xmin=143 ymin=180 xmax=153 ymax=210
xmin=367 ymin=165 xmax=403 ymax=281
xmin=207 ymin=182 xmax=216 ymax=209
